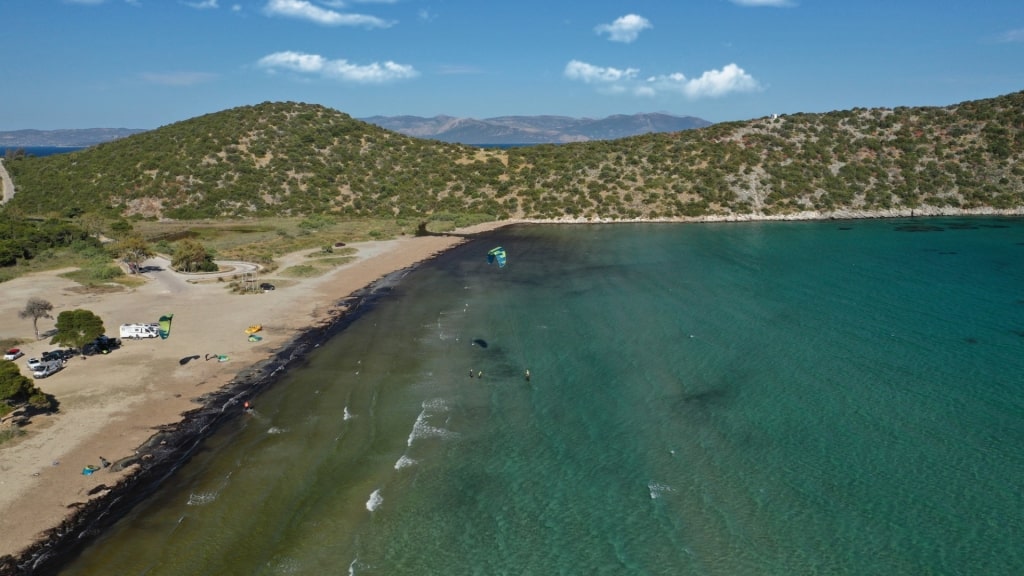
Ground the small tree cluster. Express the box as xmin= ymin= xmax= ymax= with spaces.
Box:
xmin=0 ymin=361 xmax=57 ymax=417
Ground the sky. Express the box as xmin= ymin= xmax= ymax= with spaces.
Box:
xmin=2 ymin=0 xmax=1023 ymax=130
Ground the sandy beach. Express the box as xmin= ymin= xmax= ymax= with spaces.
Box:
xmin=0 ymin=223 xmax=505 ymax=565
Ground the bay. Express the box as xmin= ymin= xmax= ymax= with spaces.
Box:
xmin=60 ymin=218 xmax=1024 ymax=575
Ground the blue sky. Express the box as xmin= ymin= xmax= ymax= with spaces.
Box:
xmin=3 ymin=0 xmax=1023 ymax=130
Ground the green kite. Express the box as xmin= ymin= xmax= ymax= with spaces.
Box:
xmin=159 ymin=314 xmax=173 ymax=339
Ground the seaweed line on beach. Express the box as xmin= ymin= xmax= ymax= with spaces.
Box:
xmin=0 ymin=265 xmax=416 ymax=576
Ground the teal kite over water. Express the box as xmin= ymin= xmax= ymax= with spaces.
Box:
xmin=487 ymin=246 xmax=507 ymax=268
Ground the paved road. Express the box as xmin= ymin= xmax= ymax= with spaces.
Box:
xmin=139 ymin=256 xmax=263 ymax=295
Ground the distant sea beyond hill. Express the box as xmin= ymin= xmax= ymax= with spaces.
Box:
xmin=0 ymin=112 xmax=711 ymax=148
xmin=0 ymin=146 xmax=87 ymax=157
xmin=0 ymin=128 xmax=145 ymax=148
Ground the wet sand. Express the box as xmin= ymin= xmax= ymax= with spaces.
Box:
xmin=0 ymin=223 xmax=506 ymax=574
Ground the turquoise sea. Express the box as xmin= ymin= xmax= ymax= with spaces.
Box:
xmin=60 ymin=218 xmax=1024 ymax=575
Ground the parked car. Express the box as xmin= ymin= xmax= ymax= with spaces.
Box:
xmin=32 ymin=360 xmax=63 ymax=379
xmin=260 ymin=283 xmax=276 ymax=292
xmin=3 ymin=348 xmax=24 ymax=361
xmin=26 ymin=357 xmax=45 ymax=371
xmin=83 ymin=335 xmax=121 ymax=356
xmin=42 ymin=349 xmax=73 ymax=364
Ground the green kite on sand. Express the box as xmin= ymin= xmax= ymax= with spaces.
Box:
xmin=159 ymin=314 xmax=173 ymax=339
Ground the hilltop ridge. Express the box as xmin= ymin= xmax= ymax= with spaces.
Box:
xmin=3 ymin=91 xmax=1023 ymax=222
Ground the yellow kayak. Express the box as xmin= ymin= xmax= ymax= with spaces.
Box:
xmin=245 ymin=324 xmax=263 ymax=335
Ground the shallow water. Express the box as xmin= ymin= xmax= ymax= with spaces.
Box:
xmin=61 ymin=218 xmax=1024 ymax=575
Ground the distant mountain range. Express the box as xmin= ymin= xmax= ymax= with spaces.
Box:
xmin=0 ymin=113 xmax=711 ymax=148
xmin=358 ymin=113 xmax=712 ymax=144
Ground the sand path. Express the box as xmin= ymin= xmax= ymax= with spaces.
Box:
xmin=0 ymin=158 xmax=14 ymax=203
xmin=0 ymin=224 xmax=504 ymax=557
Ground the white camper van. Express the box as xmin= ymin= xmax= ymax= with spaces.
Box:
xmin=119 ymin=323 xmax=161 ymax=340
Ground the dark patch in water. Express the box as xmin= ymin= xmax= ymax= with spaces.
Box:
xmin=895 ymin=225 xmax=945 ymax=232
xmin=838 ymin=227 xmax=852 ymax=230
xmin=945 ymin=222 xmax=979 ymax=230
xmin=472 ymin=338 xmax=488 ymax=348
xmin=939 ymin=251 xmax=958 ymax=255
xmin=964 ymin=337 xmax=979 ymax=344
xmin=1011 ymin=330 xmax=1024 ymax=338
xmin=675 ymin=386 xmax=733 ymax=414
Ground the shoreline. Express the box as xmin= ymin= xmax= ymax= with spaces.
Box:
xmin=0 ymin=225 xmax=505 ymax=574
xmin=1 ymin=265 xmax=420 ymax=575
xmin=1 ymin=209 xmax=1022 ymax=574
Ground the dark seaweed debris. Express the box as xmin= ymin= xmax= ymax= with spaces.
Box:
xmin=0 ymin=266 xmax=419 ymax=576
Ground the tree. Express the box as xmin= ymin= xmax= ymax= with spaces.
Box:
xmin=172 ymin=239 xmax=217 ymax=273
xmin=108 ymin=219 xmax=134 ymax=240
xmin=0 ymin=361 xmax=57 ymax=417
xmin=51 ymin=309 xmax=105 ymax=355
xmin=77 ymin=212 xmax=106 ymax=239
xmin=116 ymin=233 xmax=154 ymax=274
xmin=18 ymin=297 xmax=53 ymax=340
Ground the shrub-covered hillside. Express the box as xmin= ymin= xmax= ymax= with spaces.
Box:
xmin=6 ymin=92 xmax=1024 ymax=221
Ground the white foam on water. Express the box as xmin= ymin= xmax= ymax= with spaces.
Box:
xmin=267 ymin=426 xmax=288 ymax=435
xmin=186 ymin=491 xmax=217 ymax=506
xmin=648 ymin=481 xmax=675 ymax=500
xmin=366 ymin=489 xmax=383 ymax=512
xmin=348 ymin=556 xmax=371 ymax=576
xmin=422 ymin=397 xmax=448 ymax=410
xmin=394 ymin=455 xmax=417 ymax=470
xmin=343 ymin=406 xmax=353 ymax=421
xmin=406 ymin=399 xmax=458 ymax=446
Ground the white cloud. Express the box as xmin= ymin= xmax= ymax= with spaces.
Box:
xmin=648 ymin=63 xmax=761 ymax=98
xmin=729 ymin=0 xmax=796 ymax=6
xmin=995 ymin=28 xmax=1024 ymax=43
xmin=258 ymin=51 xmax=418 ymax=83
xmin=565 ymin=60 xmax=761 ymax=99
xmin=263 ymin=0 xmax=394 ymax=28
xmin=564 ymin=60 xmax=639 ymax=84
xmin=184 ymin=0 xmax=219 ymax=9
xmin=140 ymin=72 xmax=217 ymax=86
xmin=594 ymin=14 xmax=652 ymax=43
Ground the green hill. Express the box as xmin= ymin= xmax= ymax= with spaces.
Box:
xmin=5 ymin=92 xmax=1024 ymax=222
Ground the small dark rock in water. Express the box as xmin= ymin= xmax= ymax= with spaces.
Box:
xmin=472 ymin=339 xmax=488 ymax=348
xmin=895 ymin=224 xmax=945 ymax=232
xmin=838 ymin=227 xmax=852 ymax=230
xmin=964 ymin=337 xmax=979 ymax=344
